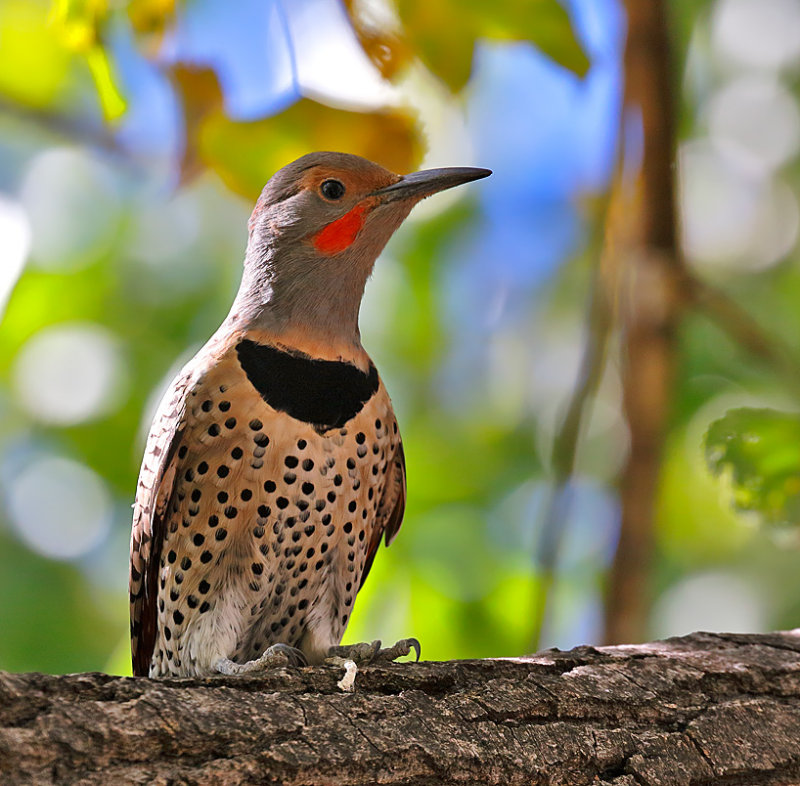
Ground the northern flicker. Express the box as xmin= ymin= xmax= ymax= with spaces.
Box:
xmin=129 ymin=152 xmax=490 ymax=677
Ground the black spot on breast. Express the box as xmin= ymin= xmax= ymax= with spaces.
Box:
xmin=236 ymin=339 xmax=379 ymax=431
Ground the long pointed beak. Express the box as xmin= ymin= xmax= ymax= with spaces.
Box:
xmin=371 ymin=166 xmax=492 ymax=203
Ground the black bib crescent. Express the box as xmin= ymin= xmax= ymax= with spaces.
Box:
xmin=236 ymin=339 xmax=379 ymax=431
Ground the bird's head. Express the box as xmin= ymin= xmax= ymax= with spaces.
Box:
xmin=236 ymin=152 xmax=490 ymax=349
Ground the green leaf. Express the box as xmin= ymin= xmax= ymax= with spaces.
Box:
xmin=704 ymin=407 xmax=800 ymax=530
xmin=392 ymin=0 xmax=590 ymax=90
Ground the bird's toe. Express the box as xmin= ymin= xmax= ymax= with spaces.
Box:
xmin=325 ymin=637 xmax=420 ymax=666
xmin=214 ymin=643 xmax=307 ymax=675
xmin=372 ymin=637 xmax=421 ymax=663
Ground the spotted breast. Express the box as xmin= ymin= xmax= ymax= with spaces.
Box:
xmin=130 ymin=333 xmax=405 ymax=677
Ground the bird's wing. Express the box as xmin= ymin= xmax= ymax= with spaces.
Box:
xmin=129 ymin=369 xmax=194 ymax=676
xmin=359 ymin=437 xmax=406 ymax=590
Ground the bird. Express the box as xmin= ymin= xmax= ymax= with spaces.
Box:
xmin=129 ymin=151 xmax=490 ymax=677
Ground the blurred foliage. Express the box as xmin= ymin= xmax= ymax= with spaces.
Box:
xmin=347 ymin=0 xmax=590 ymax=89
xmin=397 ymin=0 xmax=589 ymax=87
xmin=200 ymin=97 xmax=422 ymax=200
xmin=0 ymin=0 xmax=75 ymax=106
xmin=705 ymin=408 xmax=800 ymax=531
xmin=50 ymin=0 xmax=127 ymax=120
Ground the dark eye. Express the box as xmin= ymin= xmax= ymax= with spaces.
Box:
xmin=320 ymin=179 xmax=346 ymax=200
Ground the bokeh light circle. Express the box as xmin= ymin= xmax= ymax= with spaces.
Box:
xmin=12 ymin=322 xmax=128 ymax=425
xmin=652 ymin=571 xmax=766 ymax=638
xmin=709 ymin=76 xmax=800 ymax=175
xmin=0 ymin=195 xmax=31 ymax=313
xmin=20 ymin=147 xmax=123 ymax=271
xmin=712 ymin=0 xmax=800 ymax=71
xmin=679 ymin=140 xmax=799 ymax=271
xmin=6 ymin=455 xmax=113 ymax=561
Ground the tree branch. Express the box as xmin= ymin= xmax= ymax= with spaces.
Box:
xmin=683 ymin=273 xmax=800 ymax=396
xmin=531 ymin=213 xmax=616 ymax=650
xmin=2 ymin=631 xmax=800 ymax=785
xmin=605 ymin=0 xmax=683 ymax=645
xmin=0 ymin=96 xmax=128 ymax=159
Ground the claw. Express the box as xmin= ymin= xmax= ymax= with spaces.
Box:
xmin=214 ymin=643 xmax=307 ymax=675
xmin=373 ymin=637 xmax=422 ymax=663
xmin=327 ymin=637 xmax=421 ymax=666
xmin=269 ymin=642 xmax=308 ymax=667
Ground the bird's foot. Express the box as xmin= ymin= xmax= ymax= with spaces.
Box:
xmin=214 ymin=643 xmax=308 ymax=675
xmin=325 ymin=637 xmax=421 ymax=667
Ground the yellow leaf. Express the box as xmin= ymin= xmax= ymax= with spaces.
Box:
xmin=170 ymin=65 xmax=226 ymax=184
xmin=49 ymin=0 xmax=108 ymax=51
xmin=86 ymin=45 xmax=126 ymax=121
xmin=0 ymin=0 xmax=73 ymax=106
xmin=198 ymin=100 xmax=424 ymax=200
xmin=342 ymin=0 xmax=413 ymax=80
xmin=127 ymin=0 xmax=176 ymax=36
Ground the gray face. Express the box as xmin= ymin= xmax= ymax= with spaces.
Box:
xmin=247 ymin=152 xmax=399 ymax=245
xmin=236 ymin=153 xmax=405 ymax=345
xmin=235 ymin=152 xmax=491 ymax=346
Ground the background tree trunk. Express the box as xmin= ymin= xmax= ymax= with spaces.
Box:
xmin=2 ymin=631 xmax=799 ymax=785
xmin=605 ymin=0 xmax=683 ymax=645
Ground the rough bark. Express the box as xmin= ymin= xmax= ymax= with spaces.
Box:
xmin=2 ymin=631 xmax=800 ymax=785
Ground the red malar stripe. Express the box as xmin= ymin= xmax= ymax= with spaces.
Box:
xmin=312 ymin=203 xmax=369 ymax=255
